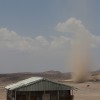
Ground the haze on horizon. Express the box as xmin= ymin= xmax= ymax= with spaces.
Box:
xmin=0 ymin=0 xmax=100 ymax=73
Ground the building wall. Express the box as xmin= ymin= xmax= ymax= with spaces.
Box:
xmin=9 ymin=90 xmax=73 ymax=100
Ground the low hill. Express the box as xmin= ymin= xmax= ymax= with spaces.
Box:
xmin=0 ymin=70 xmax=100 ymax=85
xmin=0 ymin=70 xmax=71 ymax=84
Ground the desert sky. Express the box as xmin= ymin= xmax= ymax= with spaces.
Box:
xmin=0 ymin=0 xmax=100 ymax=73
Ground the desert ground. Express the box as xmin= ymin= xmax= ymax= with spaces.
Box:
xmin=0 ymin=82 xmax=100 ymax=100
xmin=0 ymin=71 xmax=99 ymax=100
xmin=65 ymin=82 xmax=100 ymax=100
xmin=0 ymin=84 xmax=7 ymax=100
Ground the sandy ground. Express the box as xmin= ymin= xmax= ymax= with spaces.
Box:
xmin=0 ymin=82 xmax=100 ymax=100
xmin=0 ymin=85 xmax=7 ymax=100
xmin=66 ymin=82 xmax=100 ymax=100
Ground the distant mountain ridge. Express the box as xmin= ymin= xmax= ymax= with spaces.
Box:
xmin=0 ymin=70 xmax=100 ymax=85
xmin=0 ymin=70 xmax=71 ymax=84
xmin=92 ymin=70 xmax=100 ymax=75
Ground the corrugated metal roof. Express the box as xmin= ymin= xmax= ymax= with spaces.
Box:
xmin=5 ymin=77 xmax=43 ymax=90
xmin=5 ymin=77 xmax=74 ymax=91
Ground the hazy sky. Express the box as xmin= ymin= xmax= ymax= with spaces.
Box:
xmin=0 ymin=0 xmax=100 ymax=73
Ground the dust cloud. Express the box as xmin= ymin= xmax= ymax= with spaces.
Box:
xmin=71 ymin=31 xmax=90 ymax=83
